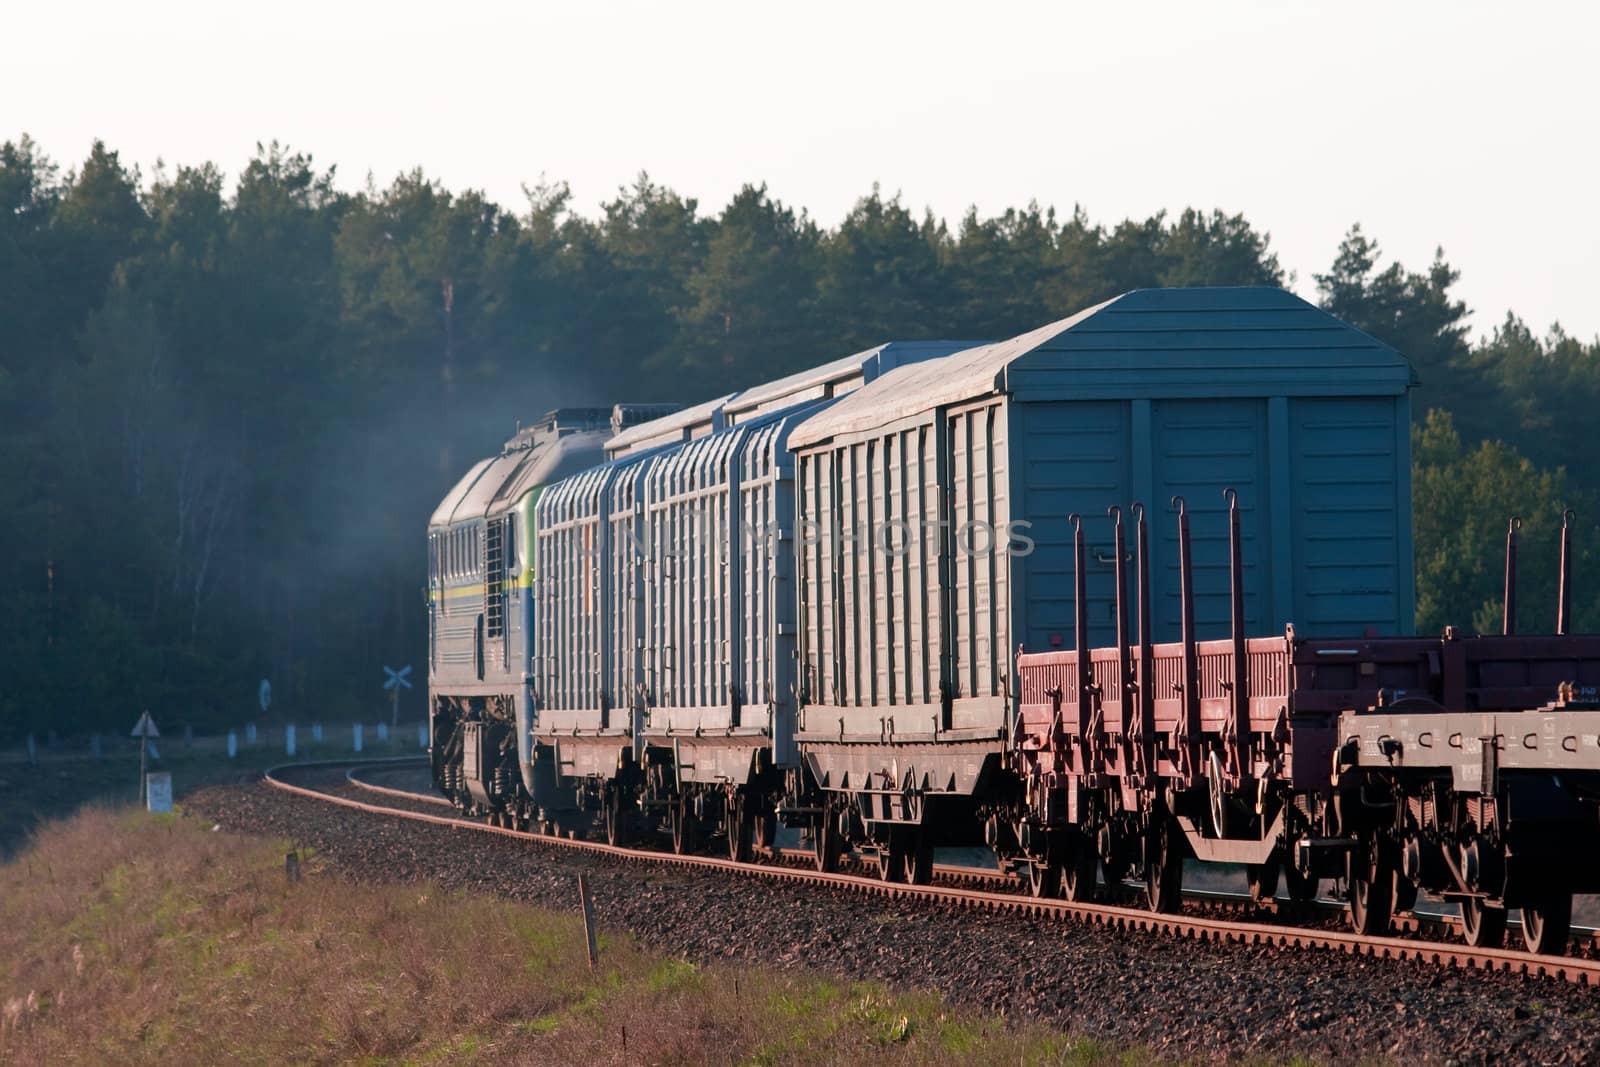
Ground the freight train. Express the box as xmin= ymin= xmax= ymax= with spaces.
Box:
xmin=426 ymin=287 xmax=1600 ymax=954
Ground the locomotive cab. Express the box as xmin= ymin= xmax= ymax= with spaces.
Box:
xmin=427 ymin=407 xmax=651 ymax=821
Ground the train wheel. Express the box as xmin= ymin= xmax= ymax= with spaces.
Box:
xmin=1028 ymin=857 xmax=1061 ymax=898
xmin=903 ymin=830 xmax=933 ymax=885
xmin=813 ymin=812 xmax=842 ymax=873
xmin=669 ymin=796 xmax=699 ymax=855
xmin=1063 ymin=843 xmax=1098 ymax=903
xmin=1393 ymin=873 xmax=1419 ymax=914
xmin=1521 ymin=893 xmax=1573 ymax=955
xmin=1460 ymin=898 xmax=1507 ymax=948
xmin=877 ymin=830 xmax=907 ymax=883
xmin=603 ymin=787 xmax=629 ymax=847
xmin=726 ymin=794 xmax=753 ymax=863
xmin=1347 ymin=838 xmax=1393 ymax=936
xmin=1145 ymin=820 xmax=1183 ymax=914
xmin=1247 ymin=861 xmax=1279 ymax=904
xmin=1283 ymin=862 xmax=1317 ymax=903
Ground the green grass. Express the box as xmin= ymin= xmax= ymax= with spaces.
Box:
xmin=0 ymin=807 xmax=1172 ymax=1066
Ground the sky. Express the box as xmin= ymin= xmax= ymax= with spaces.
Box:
xmin=7 ymin=0 xmax=1598 ymax=340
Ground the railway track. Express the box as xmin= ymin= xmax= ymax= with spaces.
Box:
xmin=266 ymin=757 xmax=1600 ymax=986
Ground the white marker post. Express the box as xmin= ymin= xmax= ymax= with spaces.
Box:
xmin=383 ymin=665 xmax=413 ymax=729
xmin=417 ymin=721 xmax=428 ymax=749
xmin=254 ymin=679 xmax=270 ymax=751
xmin=130 ymin=712 xmax=160 ymax=806
xmin=353 ymin=723 xmax=364 ymax=753
xmin=227 ymin=730 xmax=237 ymax=759
xmin=377 ymin=722 xmax=389 ymax=743
xmin=286 ymin=723 xmax=296 ymax=757
xmin=146 ymin=772 xmax=173 ymax=813
xmin=312 ymin=722 xmax=323 ymax=743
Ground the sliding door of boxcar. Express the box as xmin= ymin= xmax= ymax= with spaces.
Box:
xmin=1288 ymin=396 xmax=1405 ymax=636
xmin=1013 ymin=401 xmax=1132 ymax=652
xmin=880 ymin=423 xmax=942 ymax=715
xmin=533 ymin=472 xmax=607 ymax=730
xmin=1150 ymin=398 xmax=1269 ymax=642
xmin=607 ymin=465 xmax=647 ymax=718
xmin=798 ymin=450 xmax=836 ymax=709
xmin=947 ymin=401 xmax=1009 ymax=729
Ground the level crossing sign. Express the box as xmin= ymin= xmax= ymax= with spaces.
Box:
xmin=384 ymin=665 xmax=413 ymax=728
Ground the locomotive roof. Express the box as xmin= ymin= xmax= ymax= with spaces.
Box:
xmin=788 ymin=287 xmax=1414 ymax=449
xmin=429 ymin=421 xmax=611 ymax=528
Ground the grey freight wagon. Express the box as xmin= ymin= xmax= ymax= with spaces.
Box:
xmin=528 ymin=342 xmax=975 ymax=850
xmin=785 ymin=286 xmax=1415 ymax=844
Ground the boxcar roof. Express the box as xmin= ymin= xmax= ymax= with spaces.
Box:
xmin=789 ymin=287 xmax=1413 ymax=449
xmin=605 ymin=340 xmax=983 ymax=458
xmin=602 ymin=393 xmax=736 ymax=456
xmin=719 ymin=340 xmax=981 ymax=423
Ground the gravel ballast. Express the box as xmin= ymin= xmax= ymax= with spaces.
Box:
xmin=184 ymin=777 xmax=1600 ymax=1065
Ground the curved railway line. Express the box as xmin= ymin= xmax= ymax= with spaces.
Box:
xmin=264 ymin=757 xmax=1600 ymax=986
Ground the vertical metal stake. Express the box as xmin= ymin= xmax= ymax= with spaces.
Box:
xmin=1132 ymin=503 xmax=1155 ymax=774
xmin=1558 ymin=508 xmax=1575 ymax=635
xmin=1503 ymin=517 xmax=1521 ymax=635
xmin=1069 ymin=513 xmax=1090 ymax=734
xmin=578 ymin=872 xmax=598 ymax=969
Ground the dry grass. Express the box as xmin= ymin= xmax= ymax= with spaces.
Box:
xmin=0 ymin=807 xmax=1147 ymax=1066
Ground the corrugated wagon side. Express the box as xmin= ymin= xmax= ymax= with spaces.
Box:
xmin=525 ymin=343 xmax=975 ymax=854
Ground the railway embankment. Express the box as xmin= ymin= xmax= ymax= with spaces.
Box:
xmin=177 ymin=775 xmax=1600 ymax=1065
xmin=0 ymin=806 xmax=1128 ymax=1065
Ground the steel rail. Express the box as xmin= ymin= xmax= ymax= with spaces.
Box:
xmin=333 ymin=760 xmax=1596 ymax=946
xmin=330 ymin=765 xmax=1501 ymax=933
xmin=343 ymin=763 xmax=453 ymax=807
xmin=267 ymin=759 xmax=1600 ymax=985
